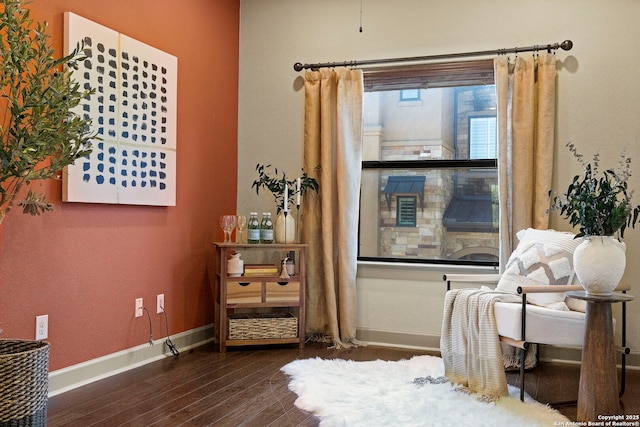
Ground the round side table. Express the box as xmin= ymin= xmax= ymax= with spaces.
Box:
xmin=565 ymin=290 xmax=634 ymax=422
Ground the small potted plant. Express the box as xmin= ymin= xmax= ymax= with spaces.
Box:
xmin=252 ymin=164 xmax=319 ymax=242
xmin=550 ymin=143 xmax=640 ymax=238
xmin=252 ymin=164 xmax=319 ymax=213
xmin=549 ymin=142 xmax=640 ymax=295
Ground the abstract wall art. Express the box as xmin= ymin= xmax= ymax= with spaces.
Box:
xmin=63 ymin=12 xmax=178 ymax=206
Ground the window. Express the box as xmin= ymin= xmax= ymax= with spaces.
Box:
xmin=396 ymin=196 xmax=418 ymax=227
xmin=359 ymin=59 xmax=499 ymax=265
xmin=399 ymin=89 xmax=421 ymax=101
xmin=469 ymin=116 xmax=497 ymax=159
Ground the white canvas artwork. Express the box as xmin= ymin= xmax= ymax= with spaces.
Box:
xmin=63 ymin=12 xmax=178 ymax=206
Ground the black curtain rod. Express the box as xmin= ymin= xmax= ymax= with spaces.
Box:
xmin=293 ymin=39 xmax=573 ymax=72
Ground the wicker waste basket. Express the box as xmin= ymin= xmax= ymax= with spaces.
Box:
xmin=0 ymin=340 xmax=50 ymax=427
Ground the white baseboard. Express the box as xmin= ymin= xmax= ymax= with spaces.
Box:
xmin=356 ymin=328 xmax=441 ymax=352
xmin=48 ymin=324 xmax=214 ymax=397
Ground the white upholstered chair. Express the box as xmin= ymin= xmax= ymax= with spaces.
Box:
xmin=442 ymin=229 xmax=631 ymax=402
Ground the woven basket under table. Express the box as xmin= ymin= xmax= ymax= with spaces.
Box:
xmin=0 ymin=339 xmax=50 ymax=427
xmin=228 ymin=312 xmax=298 ymax=340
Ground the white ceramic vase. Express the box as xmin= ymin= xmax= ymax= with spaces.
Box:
xmin=227 ymin=253 xmax=244 ymax=277
xmin=573 ymin=236 xmax=626 ymax=296
xmin=275 ymin=211 xmax=296 ymax=243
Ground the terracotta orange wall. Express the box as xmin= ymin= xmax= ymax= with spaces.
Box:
xmin=0 ymin=0 xmax=239 ymax=370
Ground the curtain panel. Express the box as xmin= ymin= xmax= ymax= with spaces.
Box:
xmin=302 ymin=67 xmax=363 ymax=347
xmin=495 ymin=53 xmax=557 ymax=268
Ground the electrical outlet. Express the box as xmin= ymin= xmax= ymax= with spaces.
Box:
xmin=36 ymin=315 xmax=48 ymax=340
xmin=135 ymin=298 xmax=143 ymax=318
xmin=156 ymin=294 xmax=165 ymax=314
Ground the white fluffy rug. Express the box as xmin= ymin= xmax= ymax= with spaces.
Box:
xmin=281 ymin=355 xmax=569 ymax=427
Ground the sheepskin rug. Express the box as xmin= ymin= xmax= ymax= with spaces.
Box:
xmin=281 ymin=355 xmax=569 ymax=426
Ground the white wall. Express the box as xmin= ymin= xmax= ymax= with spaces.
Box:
xmin=238 ymin=0 xmax=640 ymax=361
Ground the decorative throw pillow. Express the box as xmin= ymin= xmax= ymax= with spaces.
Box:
xmin=496 ymin=228 xmax=582 ymax=309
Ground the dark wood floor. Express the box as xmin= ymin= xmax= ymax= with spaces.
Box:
xmin=48 ymin=342 xmax=639 ymax=426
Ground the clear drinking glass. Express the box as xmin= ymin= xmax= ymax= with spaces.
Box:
xmin=220 ymin=215 xmax=237 ymax=243
xmin=219 ymin=216 xmax=228 ymax=243
xmin=236 ymin=215 xmax=247 ymax=243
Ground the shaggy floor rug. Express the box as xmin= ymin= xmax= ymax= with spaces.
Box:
xmin=281 ymin=355 xmax=569 ymax=426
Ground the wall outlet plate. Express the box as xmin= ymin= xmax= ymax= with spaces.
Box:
xmin=156 ymin=294 xmax=164 ymax=314
xmin=36 ymin=315 xmax=48 ymax=340
xmin=135 ymin=298 xmax=143 ymax=318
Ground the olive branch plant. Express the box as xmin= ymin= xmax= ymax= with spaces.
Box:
xmin=549 ymin=142 xmax=640 ymax=239
xmin=0 ymin=0 xmax=96 ymax=224
xmin=252 ymin=164 xmax=319 ymax=214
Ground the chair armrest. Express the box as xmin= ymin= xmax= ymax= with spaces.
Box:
xmin=615 ymin=282 xmax=631 ymax=292
xmin=442 ymin=273 xmax=501 ymax=284
xmin=516 ymin=284 xmax=583 ymax=294
xmin=443 ymin=273 xmax=502 ymax=291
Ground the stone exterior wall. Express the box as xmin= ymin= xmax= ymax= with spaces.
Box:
xmin=377 ymin=150 xmax=455 ymax=259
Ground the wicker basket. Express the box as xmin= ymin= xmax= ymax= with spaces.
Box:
xmin=0 ymin=340 xmax=50 ymax=427
xmin=228 ymin=312 xmax=298 ymax=340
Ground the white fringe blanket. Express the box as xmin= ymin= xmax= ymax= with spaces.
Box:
xmin=440 ymin=288 xmax=521 ymax=398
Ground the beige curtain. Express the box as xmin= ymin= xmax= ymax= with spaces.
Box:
xmin=495 ymin=53 xmax=557 ymax=268
xmin=301 ymin=67 xmax=363 ymax=347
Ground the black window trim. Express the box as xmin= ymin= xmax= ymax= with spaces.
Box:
xmin=362 ymin=159 xmax=497 ymax=169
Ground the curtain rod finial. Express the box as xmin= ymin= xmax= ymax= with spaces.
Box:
xmin=293 ymin=62 xmax=305 ymax=72
xmin=560 ymin=40 xmax=573 ymax=51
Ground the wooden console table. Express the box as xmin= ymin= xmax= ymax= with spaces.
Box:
xmin=565 ymin=290 xmax=634 ymax=421
xmin=212 ymin=242 xmax=307 ymax=353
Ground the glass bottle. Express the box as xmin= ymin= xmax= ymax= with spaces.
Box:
xmin=285 ymin=250 xmax=295 ymax=275
xmin=260 ymin=212 xmax=274 ymax=244
xmin=247 ymin=212 xmax=260 ymax=244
